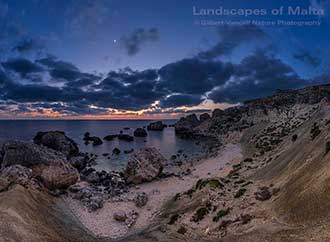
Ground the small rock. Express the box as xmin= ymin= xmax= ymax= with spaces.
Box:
xmin=113 ymin=148 xmax=121 ymax=155
xmin=113 ymin=211 xmax=127 ymax=222
xmin=126 ymin=210 xmax=139 ymax=228
xmin=255 ymin=186 xmax=272 ymax=201
xmin=124 ymin=149 xmax=134 ymax=154
xmin=134 ymin=192 xmax=148 ymax=207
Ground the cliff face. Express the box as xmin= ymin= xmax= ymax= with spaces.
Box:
xmin=164 ymin=83 xmax=330 ymax=241
xmin=178 ymin=84 xmax=330 ymax=143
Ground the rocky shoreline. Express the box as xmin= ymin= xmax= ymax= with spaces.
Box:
xmin=3 ymin=84 xmax=330 ymax=241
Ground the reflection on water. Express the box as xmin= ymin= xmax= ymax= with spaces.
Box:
xmin=0 ymin=120 xmax=203 ymax=171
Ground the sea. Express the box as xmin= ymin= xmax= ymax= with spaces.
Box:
xmin=0 ymin=120 xmax=203 ymax=171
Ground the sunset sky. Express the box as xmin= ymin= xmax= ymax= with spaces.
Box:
xmin=0 ymin=0 xmax=330 ymax=119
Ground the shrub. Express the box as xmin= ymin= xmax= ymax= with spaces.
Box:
xmin=213 ymin=208 xmax=230 ymax=222
xmin=234 ymin=188 xmax=247 ymax=198
xmin=168 ymin=214 xmax=180 ymax=225
xmin=292 ymin=134 xmax=298 ymax=142
xmin=192 ymin=207 xmax=209 ymax=222
xmin=326 ymin=141 xmax=330 ymax=155
xmin=177 ymin=226 xmax=187 ymax=234
xmin=195 ymin=178 xmax=223 ymax=190
xmin=310 ymin=123 xmax=321 ymax=140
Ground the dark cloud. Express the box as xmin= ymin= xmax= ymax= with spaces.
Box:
xmin=159 ymin=94 xmax=204 ymax=108
xmin=198 ymin=24 xmax=268 ymax=59
xmin=37 ymin=55 xmax=99 ymax=84
xmin=293 ymin=49 xmax=322 ymax=67
xmin=120 ymin=28 xmax=159 ymax=56
xmin=143 ymin=108 xmax=211 ymax=115
xmin=158 ymin=58 xmax=233 ymax=95
xmin=37 ymin=55 xmax=81 ymax=81
xmin=106 ymin=68 xmax=158 ymax=84
xmin=2 ymin=58 xmax=43 ymax=77
xmin=208 ymin=51 xmax=304 ymax=103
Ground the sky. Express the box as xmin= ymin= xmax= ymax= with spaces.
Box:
xmin=0 ymin=0 xmax=330 ymax=119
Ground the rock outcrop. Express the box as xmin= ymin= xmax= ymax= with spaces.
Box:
xmin=0 ymin=141 xmax=79 ymax=190
xmin=147 ymin=121 xmax=165 ymax=131
xmin=124 ymin=147 xmax=167 ymax=184
xmin=174 ymin=114 xmax=201 ymax=137
xmin=33 ymin=131 xmax=79 ymax=157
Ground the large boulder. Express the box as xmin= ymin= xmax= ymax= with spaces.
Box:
xmin=174 ymin=114 xmax=201 ymax=136
xmin=34 ymin=131 xmax=79 ymax=157
xmin=133 ymin=128 xmax=147 ymax=137
xmin=124 ymin=147 xmax=167 ymax=184
xmin=118 ymin=134 xmax=134 ymax=142
xmin=147 ymin=121 xmax=165 ymax=131
xmin=0 ymin=141 xmax=79 ymax=190
xmin=83 ymin=133 xmax=103 ymax=146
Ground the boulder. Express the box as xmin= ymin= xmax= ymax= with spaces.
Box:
xmin=69 ymin=155 xmax=88 ymax=171
xmin=124 ymin=147 xmax=167 ymax=184
xmin=2 ymin=141 xmax=66 ymax=167
xmin=174 ymin=114 xmax=200 ymax=136
xmin=147 ymin=121 xmax=164 ymax=131
xmin=118 ymin=134 xmax=134 ymax=142
xmin=112 ymin=148 xmax=121 ymax=155
xmin=85 ymin=172 xmax=100 ymax=184
xmin=35 ymin=163 xmax=79 ymax=190
xmin=33 ymin=131 xmax=79 ymax=157
xmin=103 ymin=134 xmax=118 ymax=141
xmin=1 ymin=141 xmax=79 ymax=190
xmin=133 ymin=128 xmax=147 ymax=137
xmin=91 ymin=137 xmax=103 ymax=146
xmin=83 ymin=133 xmax=103 ymax=146
xmin=134 ymin=192 xmax=148 ymax=207
xmin=199 ymin=113 xmax=211 ymax=122
xmin=255 ymin=187 xmax=272 ymax=201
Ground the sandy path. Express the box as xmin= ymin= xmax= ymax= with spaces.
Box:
xmin=64 ymin=143 xmax=242 ymax=239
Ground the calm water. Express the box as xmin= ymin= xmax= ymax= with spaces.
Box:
xmin=0 ymin=120 xmax=203 ymax=171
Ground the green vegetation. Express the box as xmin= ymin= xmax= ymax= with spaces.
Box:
xmin=310 ymin=123 xmax=321 ymax=140
xmin=192 ymin=207 xmax=209 ymax=222
xmin=234 ymin=188 xmax=247 ymax=198
xmin=168 ymin=214 xmax=181 ymax=225
xmin=195 ymin=178 xmax=223 ymax=190
xmin=325 ymin=141 xmax=330 ymax=155
xmin=213 ymin=208 xmax=230 ymax=222
xmin=292 ymin=134 xmax=298 ymax=142
xmin=177 ymin=226 xmax=187 ymax=235
xmin=174 ymin=193 xmax=181 ymax=201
